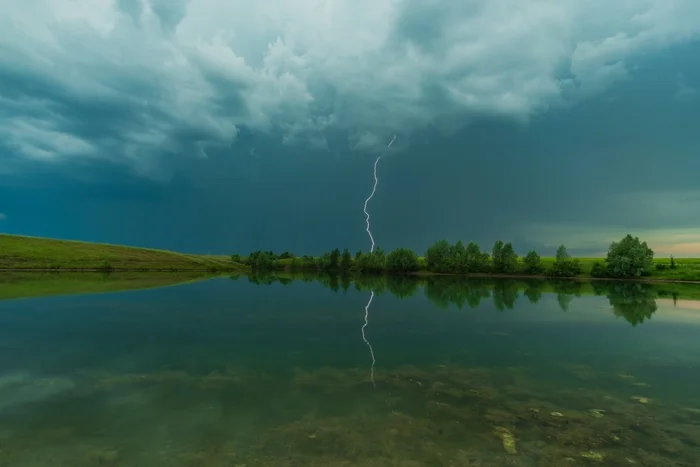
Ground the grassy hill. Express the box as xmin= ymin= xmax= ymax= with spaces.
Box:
xmin=0 ymin=234 xmax=246 ymax=271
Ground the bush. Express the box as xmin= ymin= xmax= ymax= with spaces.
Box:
xmin=591 ymin=261 xmax=608 ymax=278
xmin=547 ymin=259 xmax=581 ymax=278
xmin=356 ymin=248 xmax=387 ymax=272
xmin=387 ymin=248 xmax=420 ymax=272
xmin=547 ymin=245 xmax=581 ymax=278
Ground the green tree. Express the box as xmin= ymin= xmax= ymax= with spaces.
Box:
xmin=547 ymin=244 xmax=581 ymax=278
xmin=491 ymin=240 xmax=519 ymax=273
xmin=556 ymin=244 xmax=569 ymax=261
xmin=329 ymin=248 xmax=341 ymax=269
xmin=522 ymin=249 xmax=543 ymax=274
xmin=247 ymin=250 xmax=276 ymax=270
xmin=425 ymin=240 xmax=450 ymax=272
xmin=447 ymin=240 xmax=467 ymax=273
xmin=500 ymin=242 xmax=518 ymax=274
xmin=465 ymin=242 xmax=489 ymax=273
xmin=605 ymin=234 xmax=654 ymax=278
xmin=356 ymin=248 xmax=387 ymax=272
xmin=387 ymin=247 xmax=420 ymax=272
xmin=491 ymin=240 xmax=504 ymax=272
xmin=341 ymin=248 xmax=352 ymax=270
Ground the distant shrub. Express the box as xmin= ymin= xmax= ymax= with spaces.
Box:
xmin=522 ymin=249 xmax=544 ymax=275
xmin=546 ymin=245 xmax=581 ymax=278
xmin=387 ymin=248 xmax=420 ymax=272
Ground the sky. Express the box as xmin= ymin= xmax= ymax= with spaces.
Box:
xmin=1 ymin=0 xmax=700 ymax=257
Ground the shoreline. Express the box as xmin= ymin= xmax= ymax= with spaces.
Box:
xmin=1 ymin=268 xmax=698 ymax=285
xmin=262 ymin=267 xmax=700 ymax=285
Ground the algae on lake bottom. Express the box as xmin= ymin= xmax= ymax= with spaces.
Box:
xmin=1 ymin=363 xmax=698 ymax=467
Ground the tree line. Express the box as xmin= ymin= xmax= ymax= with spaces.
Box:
xmin=233 ymin=234 xmax=657 ymax=279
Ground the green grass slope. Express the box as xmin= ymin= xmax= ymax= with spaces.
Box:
xmin=0 ymin=234 xmax=246 ymax=271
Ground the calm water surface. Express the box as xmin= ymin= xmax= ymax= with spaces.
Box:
xmin=0 ymin=275 xmax=699 ymax=466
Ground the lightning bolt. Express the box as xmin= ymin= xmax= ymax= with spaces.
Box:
xmin=362 ymin=290 xmax=377 ymax=387
xmin=360 ymin=134 xmax=395 ymax=387
xmin=363 ymin=134 xmax=396 ymax=252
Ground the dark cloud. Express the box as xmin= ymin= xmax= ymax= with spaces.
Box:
xmin=2 ymin=0 xmax=700 ymax=172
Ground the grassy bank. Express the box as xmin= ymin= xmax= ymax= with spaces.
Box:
xmin=0 ymin=271 xmax=217 ymax=301
xmin=0 ymin=234 xmax=247 ymax=271
xmin=273 ymin=256 xmax=700 ymax=283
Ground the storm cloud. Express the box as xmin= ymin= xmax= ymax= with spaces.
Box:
xmin=2 ymin=0 xmax=699 ymax=173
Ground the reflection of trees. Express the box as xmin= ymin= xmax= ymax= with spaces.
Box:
xmin=239 ymin=272 xmax=663 ymax=326
xmin=605 ymin=283 xmax=658 ymax=326
xmin=352 ymin=274 xmax=388 ymax=295
xmin=551 ymin=281 xmax=583 ymax=311
xmin=523 ymin=280 xmax=544 ymax=304
xmin=340 ymin=274 xmax=351 ymax=294
xmin=466 ymin=282 xmax=491 ymax=308
xmin=656 ymin=289 xmax=679 ymax=307
xmin=385 ymin=275 xmax=420 ymax=299
xmin=246 ymin=270 xmax=278 ymax=285
xmin=423 ymin=277 xmax=492 ymax=309
xmin=492 ymin=280 xmax=519 ymax=311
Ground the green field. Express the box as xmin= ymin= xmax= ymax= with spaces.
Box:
xmin=0 ymin=271 xmax=217 ymax=301
xmin=0 ymin=234 xmax=246 ymax=271
xmin=274 ymin=255 xmax=700 ymax=282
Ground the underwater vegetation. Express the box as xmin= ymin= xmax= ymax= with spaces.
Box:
xmin=1 ymin=361 xmax=698 ymax=466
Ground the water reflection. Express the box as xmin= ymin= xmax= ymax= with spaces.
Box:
xmin=242 ymin=271 xmax=669 ymax=326
xmin=0 ymin=273 xmax=699 ymax=466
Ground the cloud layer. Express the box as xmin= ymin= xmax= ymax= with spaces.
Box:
xmin=1 ymin=0 xmax=699 ymax=172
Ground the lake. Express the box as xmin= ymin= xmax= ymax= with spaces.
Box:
xmin=1 ymin=273 xmax=699 ymax=466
